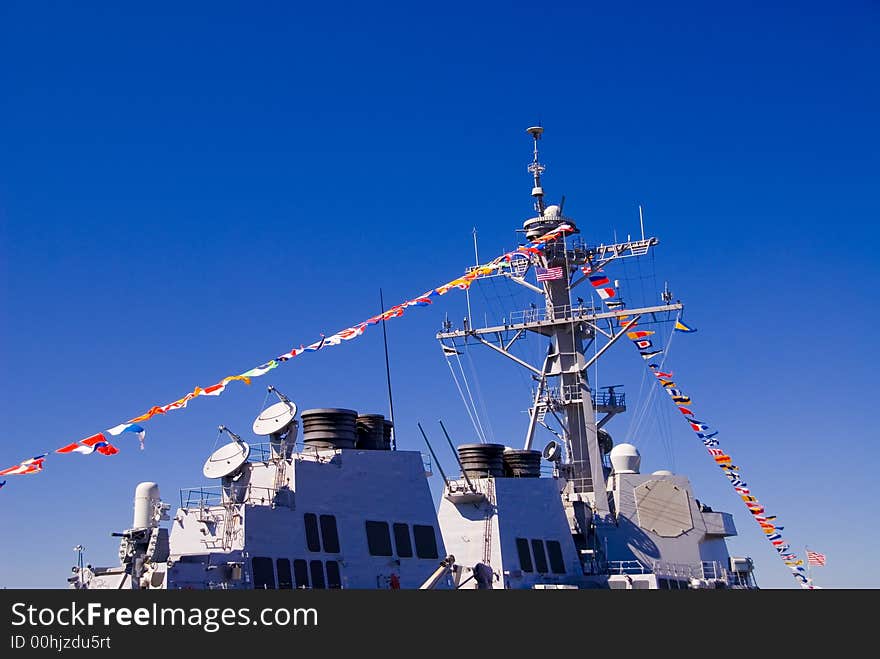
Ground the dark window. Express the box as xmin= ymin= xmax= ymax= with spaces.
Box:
xmin=320 ymin=514 xmax=340 ymax=553
xmin=293 ymin=559 xmax=309 ymax=588
xmin=252 ymin=557 xmax=276 ymax=589
xmin=304 ymin=513 xmax=321 ymax=552
xmin=658 ymin=578 xmax=670 ymax=590
xmin=393 ymin=523 xmax=413 ymax=558
xmin=365 ymin=521 xmax=393 ymax=556
xmin=310 ymin=560 xmax=326 ymax=589
xmin=413 ymin=524 xmax=439 ymax=559
xmin=531 ymin=539 xmax=548 ymax=573
xmin=516 ymin=538 xmax=533 ymax=573
xmin=546 ymin=540 xmax=566 ymax=574
xmin=326 ymin=560 xmax=342 ymax=589
xmin=276 ymin=558 xmax=292 ymax=589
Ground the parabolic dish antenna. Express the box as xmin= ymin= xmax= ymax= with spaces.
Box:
xmin=202 ymin=441 xmax=250 ymax=479
xmin=252 ymin=401 xmax=298 ymax=436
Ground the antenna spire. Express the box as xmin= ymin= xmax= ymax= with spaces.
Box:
xmin=526 ymin=126 xmax=546 ymax=215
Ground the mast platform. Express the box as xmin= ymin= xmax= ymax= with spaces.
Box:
xmin=437 ymin=303 xmax=683 ymax=342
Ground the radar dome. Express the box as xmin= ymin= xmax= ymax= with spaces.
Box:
xmin=609 ymin=443 xmax=641 ymax=474
xmin=652 ymin=469 xmax=674 ymax=476
xmin=544 ymin=204 xmax=561 ymax=217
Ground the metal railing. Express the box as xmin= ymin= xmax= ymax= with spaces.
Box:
xmin=700 ymin=561 xmax=728 ymax=581
xmin=534 ymin=386 xmax=625 ymax=409
xmin=509 ymin=303 xmax=601 ymax=325
xmin=179 ymin=484 xmax=282 ymax=509
xmin=180 ymin=487 xmax=223 ymax=509
xmin=607 ymin=560 xmax=650 ymax=575
xmin=593 ymin=391 xmax=626 ymax=408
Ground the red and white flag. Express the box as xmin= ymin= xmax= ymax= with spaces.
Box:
xmin=806 ymin=551 xmax=826 ymax=567
xmin=0 ymin=454 xmax=48 ymax=476
xmin=56 ymin=433 xmax=118 ymax=456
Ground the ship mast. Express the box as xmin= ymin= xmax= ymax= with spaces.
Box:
xmin=521 ymin=126 xmax=609 ymax=515
xmin=437 ymin=127 xmax=681 ymax=521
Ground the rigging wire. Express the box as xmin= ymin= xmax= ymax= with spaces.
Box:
xmin=454 ymin=349 xmax=489 ymax=444
xmin=464 ymin=343 xmax=496 ymax=444
xmin=444 ymin=354 xmax=486 ymax=443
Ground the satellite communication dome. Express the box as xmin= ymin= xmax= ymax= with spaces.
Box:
xmin=609 ymin=443 xmax=641 ymax=474
xmin=544 ymin=204 xmax=561 ymax=217
xmin=652 ymin=469 xmax=674 ymax=476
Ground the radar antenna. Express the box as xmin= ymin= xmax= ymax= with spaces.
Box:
xmin=526 ymin=126 xmax=546 ymax=215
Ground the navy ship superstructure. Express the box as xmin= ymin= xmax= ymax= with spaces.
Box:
xmin=73 ymin=128 xmax=757 ymax=590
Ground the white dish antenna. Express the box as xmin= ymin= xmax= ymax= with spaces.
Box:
xmin=203 ymin=441 xmax=250 ymax=479
xmin=253 ymin=401 xmax=298 ymax=436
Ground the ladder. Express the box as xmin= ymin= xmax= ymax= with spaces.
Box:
xmin=482 ymin=479 xmax=495 ymax=564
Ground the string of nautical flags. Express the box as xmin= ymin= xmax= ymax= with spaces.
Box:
xmin=584 ymin=269 xmax=812 ymax=589
xmin=0 ymin=224 xmax=576 ymax=487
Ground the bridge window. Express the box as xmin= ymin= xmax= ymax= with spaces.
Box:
xmin=531 ymin=539 xmax=548 ymax=573
xmin=393 ymin=523 xmax=413 ymax=558
xmin=276 ymin=558 xmax=292 ymax=589
xmin=546 ymin=540 xmax=566 ymax=574
xmin=516 ymin=538 xmax=533 ymax=573
xmin=326 ymin=560 xmax=342 ymax=589
xmin=310 ymin=560 xmax=326 ymax=589
xmin=413 ymin=524 xmax=438 ymax=559
xmin=252 ymin=557 xmax=276 ymax=590
xmin=293 ymin=559 xmax=309 ymax=588
xmin=304 ymin=513 xmax=321 ymax=552
xmin=320 ymin=514 xmax=340 ymax=553
xmin=365 ymin=521 xmax=393 ymax=556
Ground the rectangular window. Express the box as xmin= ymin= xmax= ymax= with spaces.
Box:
xmin=304 ymin=513 xmax=321 ymax=552
xmin=546 ymin=540 xmax=566 ymax=574
xmin=326 ymin=560 xmax=342 ymax=589
xmin=276 ymin=558 xmax=293 ymax=589
xmin=365 ymin=521 xmax=393 ymax=556
xmin=515 ymin=538 xmax=533 ymax=573
xmin=413 ymin=524 xmax=439 ymax=559
xmin=393 ymin=523 xmax=413 ymax=558
xmin=320 ymin=514 xmax=340 ymax=553
xmin=293 ymin=559 xmax=309 ymax=589
xmin=310 ymin=560 xmax=326 ymax=589
xmin=531 ymin=539 xmax=548 ymax=573
xmin=252 ymin=557 xmax=276 ymax=590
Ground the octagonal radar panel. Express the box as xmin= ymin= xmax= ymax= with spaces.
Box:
xmin=253 ymin=401 xmax=298 ymax=436
xmin=202 ymin=441 xmax=250 ymax=479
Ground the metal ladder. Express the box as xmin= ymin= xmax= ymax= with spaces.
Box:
xmin=482 ymin=479 xmax=495 ymax=564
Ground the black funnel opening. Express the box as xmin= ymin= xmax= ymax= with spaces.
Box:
xmin=457 ymin=443 xmax=505 ymax=479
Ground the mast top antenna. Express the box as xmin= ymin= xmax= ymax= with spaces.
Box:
xmin=526 ymin=126 xmax=546 ymax=214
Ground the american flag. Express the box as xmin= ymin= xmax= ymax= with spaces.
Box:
xmin=535 ymin=266 xmax=564 ymax=282
xmin=807 ymin=551 xmax=826 ymax=567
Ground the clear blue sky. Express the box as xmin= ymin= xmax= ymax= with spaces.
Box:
xmin=1 ymin=1 xmax=877 ymax=588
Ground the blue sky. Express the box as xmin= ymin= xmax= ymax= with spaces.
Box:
xmin=1 ymin=1 xmax=877 ymax=588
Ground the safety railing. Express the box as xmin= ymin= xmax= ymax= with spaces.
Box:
xmin=509 ymin=304 xmax=600 ymax=325
xmin=179 ymin=484 xmax=282 ymax=509
xmin=607 ymin=560 xmax=650 ymax=575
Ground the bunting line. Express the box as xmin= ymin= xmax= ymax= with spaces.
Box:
xmin=0 ymin=223 xmax=576 ymax=489
xmin=584 ymin=268 xmax=811 ymax=589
